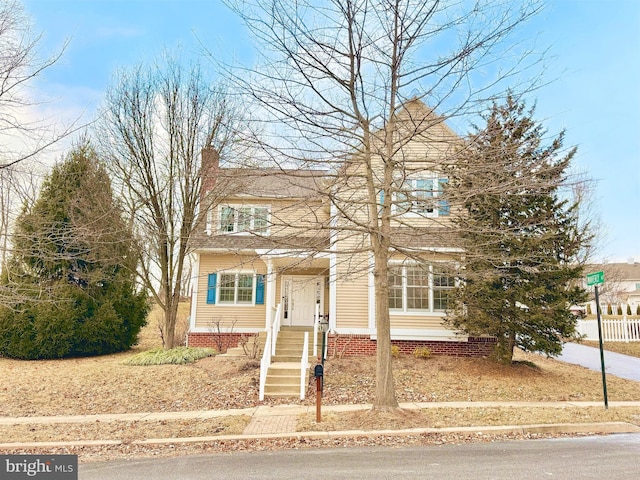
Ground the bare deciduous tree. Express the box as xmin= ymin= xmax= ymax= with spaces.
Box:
xmin=0 ymin=0 xmax=75 ymax=170
xmin=222 ymin=0 xmax=544 ymax=409
xmin=0 ymin=166 xmax=40 ymax=268
xmin=97 ymin=57 xmax=243 ymax=349
xmin=0 ymin=0 xmax=82 ymax=281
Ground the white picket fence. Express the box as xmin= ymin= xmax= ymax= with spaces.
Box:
xmin=576 ymin=316 xmax=640 ymax=342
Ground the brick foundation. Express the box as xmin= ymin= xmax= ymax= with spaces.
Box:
xmin=327 ymin=334 xmax=495 ymax=357
xmin=187 ymin=332 xmax=256 ymax=353
xmin=187 ymin=331 xmax=495 ymax=357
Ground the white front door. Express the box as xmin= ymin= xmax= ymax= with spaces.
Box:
xmin=282 ymin=276 xmax=323 ymax=327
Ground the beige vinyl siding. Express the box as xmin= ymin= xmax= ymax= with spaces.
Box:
xmin=389 ymin=313 xmax=446 ymax=330
xmin=195 ymin=254 xmax=267 ymax=330
xmin=336 ymin=115 xmax=459 ymax=229
xmin=335 ymin=274 xmax=369 ymax=329
xmin=334 ymin=246 xmax=370 ymax=329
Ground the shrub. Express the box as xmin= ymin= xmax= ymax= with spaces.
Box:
xmin=390 ymin=345 xmax=401 ymax=358
xmin=0 ymin=143 xmax=150 ymax=360
xmin=637 ymin=304 xmax=640 ymax=316
xmin=607 ymin=304 xmax=613 ymax=315
xmin=413 ymin=346 xmax=432 ymax=359
xmin=617 ymin=305 xmax=623 ymax=315
xmin=123 ymin=347 xmax=217 ymax=366
xmin=586 ymin=303 xmax=592 ymax=315
xmin=0 ymin=284 xmax=149 ymax=360
xmin=627 ymin=304 xmax=632 ymax=315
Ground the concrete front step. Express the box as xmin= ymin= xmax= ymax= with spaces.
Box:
xmin=266 ymin=362 xmax=302 ymax=375
xmin=221 ymin=333 xmax=266 ymax=358
xmin=263 ymin=387 xmax=303 ymax=397
xmin=263 ymin=361 xmax=310 ymax=398
xmin=267 ymin=374 xmax=302 ymax=385
xmin=222 ymin=327 xmax=320 ymax=398
xmin=272 ymin=355 xmax=305 ymax=362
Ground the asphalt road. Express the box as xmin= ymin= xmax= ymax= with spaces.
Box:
xmin=559 ymin=342 xmax=640 ymax=381
xmin=79 ymin=433 xmax=640 ymax=480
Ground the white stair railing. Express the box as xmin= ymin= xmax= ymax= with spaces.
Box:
xmin=271 ymin=303 xmax=282 ymax=357
xmin=300 ymin=331 xmax=309 ymax=400
xmin=259 ymin=330 xmax=272 ymax=401
xmin=259 ymin=303 xmax=282 ymax=401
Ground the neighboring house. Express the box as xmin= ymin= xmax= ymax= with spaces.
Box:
xmin=584 ymin=261 xmax=640 ymax=314
xmin=187 ymin=100 xmax=494 ymax=357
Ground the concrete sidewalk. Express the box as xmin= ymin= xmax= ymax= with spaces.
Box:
xmin=3 ymin=401 xmax=640 ymax=426
xmin=1 ymin=401 xmax=640 ymax=449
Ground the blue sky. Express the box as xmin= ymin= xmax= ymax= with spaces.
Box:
xmin=22 ymin=0 xmax=640 ymax=262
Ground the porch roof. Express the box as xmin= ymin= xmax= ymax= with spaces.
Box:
xmin=190 ymin=233 xmax=330 ymax=251
xmin=389 ymin=227 xmax=462 ymax=251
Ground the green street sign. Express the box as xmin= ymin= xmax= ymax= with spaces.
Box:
xmin=586 ymin=271 xmax=604 ymax=286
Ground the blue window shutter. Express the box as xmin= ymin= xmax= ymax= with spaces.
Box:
xmin=438 ymin=178 xmax=450 ymax=216
xmin=207 ymin=273 xmax=217 ymax=304
xmin=255 ymin=274 xmax=265 ymax=305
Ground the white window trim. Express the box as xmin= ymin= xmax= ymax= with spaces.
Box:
xmin=217 ymin=271 xmax=258 ymax=306
xmin=388 ymin=262 xmax=456 ymax=314
xmin=217 ymin=204 xmax=271 ymax=235
xmin=392 ymin=175 xmax=446 ymax=218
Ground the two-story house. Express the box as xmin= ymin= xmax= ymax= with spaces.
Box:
xmin=187 ymin=100 xmax=494 ymax=361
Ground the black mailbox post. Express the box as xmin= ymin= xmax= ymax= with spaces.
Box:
xmin=314 ymin=360 xmax=324 ymax=422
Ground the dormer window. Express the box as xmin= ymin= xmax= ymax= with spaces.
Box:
xmin=219 ymin=205 xmax=270 ymax=234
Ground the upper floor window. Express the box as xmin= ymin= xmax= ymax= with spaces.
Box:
xmin=394 ymin=177 xmax=449 ymax=217
xmin=219 ymin=205 xmax=269 ymax=234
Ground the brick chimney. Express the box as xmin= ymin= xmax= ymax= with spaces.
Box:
xmin=200 ymin=147 xmax=220 ymax=197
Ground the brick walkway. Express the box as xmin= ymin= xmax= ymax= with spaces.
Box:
xmin=242 ymin=415 xmax=298 ymax=435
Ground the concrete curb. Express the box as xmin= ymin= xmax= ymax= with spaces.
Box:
xmin=1 ymin=422 xmax=638 ymax=450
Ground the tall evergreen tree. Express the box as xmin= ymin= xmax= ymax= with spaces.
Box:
xmin=0 ymin=141 xmax=149 ymax=359
xmin=446 ymin=94 xmax=591 ymax=364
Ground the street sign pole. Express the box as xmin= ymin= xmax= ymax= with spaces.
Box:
xmin=594 ymin=285 xmax=608 ymax=409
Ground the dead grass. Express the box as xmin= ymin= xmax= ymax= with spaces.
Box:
xmin=298 ymin=406 xmax=640 ymax=432
xmin=1 ymin=311 xmax=639 ymax=445
xmin=0 ymin=416 xmax=250 ymax=443
xmin=315 ymin=351 xmax=640 ymax=405
xmin=582 ymin=341 xmax=640 ymax=358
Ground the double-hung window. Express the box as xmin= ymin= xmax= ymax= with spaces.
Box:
xmin=395 ymin=176 xmax=449 ymax=217
xmin=388 ymin=264 xmax=455 ymax=313
xmin=219 ymin=205 xmax=269 ymax=234
xmin=206 ymin=272 xmax=265 ymax=305
xmin=433 ymin=266 xmax=455 ymax=311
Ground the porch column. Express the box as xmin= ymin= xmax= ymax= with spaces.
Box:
xmin=265 ymin=259 xmax=275 ymax=329
xmin=329 ymin=202 xmax=338 ymax=332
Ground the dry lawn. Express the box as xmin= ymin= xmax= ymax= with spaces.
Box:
xmin=582 ymin=340 xmax=640 ymax=358
xmin=1 ymin=314 xmax=639 ymax=446
xmin=298 ymin=406 xmax=640 ymax=432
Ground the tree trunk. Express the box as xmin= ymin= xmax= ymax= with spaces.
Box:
xmin=372 ymin=249 xmax=399 ymax=410
xmin=163 ymin=293 xmax=179 ymax=349
xmin=495 ymin=330 xmax=516 ymax=365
